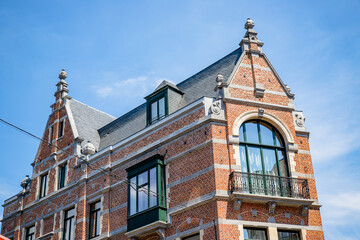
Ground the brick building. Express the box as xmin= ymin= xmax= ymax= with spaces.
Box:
xmin=1 ymin=19 xmax=324 ymax=240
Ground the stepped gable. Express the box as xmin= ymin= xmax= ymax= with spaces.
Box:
xmin=68 ymin=99 xmax=115 ymax=151
xmin=98 ymin=47 xmax=243 ymax=150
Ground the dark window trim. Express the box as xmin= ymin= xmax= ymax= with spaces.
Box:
xmin=58 ymin=163 xmax=67 ymax=190
xmin=39 ymin=173 xmax=48 ymax=199
xmin=243 ymin=227 xmax=268 ymax=240
xmin=239 ymin=120 xmax=289 ymax=177
xmin=89 ymin=201 xmax=101 ymax=239
xmin=63 ymin=208 xmax=75 ymax=240
xmin=182 ymin=233 xmax=200 ymax=240
xmin=25 ymin=225 xmax=35 ymax=240
xmin=277 ymin=230 xmax=301 ymax=240
xmin=58 ymin=120 xmax=65 ymax=138
xmin=146 ymin=91 xmax=168 ymax=125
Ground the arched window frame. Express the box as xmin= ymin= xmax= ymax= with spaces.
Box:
xmin=239 ymin=120 xmax=289 ymax=177
xmin=231 ymin=110 xmax=298 ymax=177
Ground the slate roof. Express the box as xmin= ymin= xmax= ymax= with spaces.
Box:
xmin=96 ymin=47 xmax=243 ymax=150
xmin=68 ymin=99 xmax=116 ymax=151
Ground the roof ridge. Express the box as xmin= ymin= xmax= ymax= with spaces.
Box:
xmin=71 ymin=99 xmax=116 ymax=119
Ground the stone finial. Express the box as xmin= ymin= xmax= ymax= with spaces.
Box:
xmin=216 ymin=73 xmax=224 ymax=83
xmin=245 ymin=18 xmax=255 ymax=30
xmin=59 ymin=69 xmax=67 ymax=80
xmin=20 ymin=175 xmax=31 ymax=189
xmin=82 ymin=141 xmax=96 ymax=156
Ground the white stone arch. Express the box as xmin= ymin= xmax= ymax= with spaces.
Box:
xmin=232 ymin=110 xmax=294 ymax=144
xmin=231 ymin=110 xmax=298 ymax=176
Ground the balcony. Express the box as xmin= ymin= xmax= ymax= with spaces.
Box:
xmin=229 ymin=171 xmax=313 ymax=206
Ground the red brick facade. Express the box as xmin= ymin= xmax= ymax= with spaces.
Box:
xmin=1 ymin=19 xmax=324 ymax=240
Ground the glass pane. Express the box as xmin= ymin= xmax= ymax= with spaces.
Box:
xmin=262 ymin=148 xmax=278 ymax=176
xmin=244 ymin=228 xmax=267 ymax=240
xmin=138 ymin=185 xmax=148 ymax=212
xmin=138 ymin=171 xmax=148 ymax=186
xmin=259 ymin=123 xmax=274 ymax=146
xmin=28 ymin=226 xmax=35 ymax=234
xmin=66 ymin=208 xmax=75 ymax=218
xmin=96 ymin=209 xmax=100 ymax=236
xmin=149 ymin=167 xmax=157 ymax=207
xmin=247 ymin=146 xmax=262 ymax=174
xmin=129 ymin=177 xmax=136 ymax=215
xmin=244 ymin=121 xmax=259 ymax=144
xmin=278 ymin=231 xmax=300 ymax=240
xmin=239 ymin=124 xmax=245 ymax=142
xmin=64 ymin=218 xmax=71 ymax=240
xmin=151 ymin=101 xmax=158 ymax=121
xmin=239 ymin=145 xmax=248 ymax=172
xmin=158 ymin=97 xmax=165 ymax=118
xmin=277 ymin=150 xmax=288 ymax=177
xmin=183 ymin=234 xmax=200 ymax=240
xmin=275 ymin=131 xmax=283 ymax=146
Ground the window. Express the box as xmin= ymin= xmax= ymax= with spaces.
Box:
xmin=25 ymin=225 xmax=35 ymax=240
xmin=149 ymin=96 xmax=166 ymax=124
xmin=63 ymin=208 xmax=75 ymax=240
xmin=58 ymin=164 xmax=67 ymax=189
xmin=183 ymin=233 xmax=200 ymax=240
xmin=126 ymin=154 xmax=166 ymax=231
xmin=48 ymin=126 xmax=53 ymax=144
xmin=278 ymin=230 xmax=300 ymax=240
xmin=59 ymin=120 xmax=64 ymax=138
xmin=89 ymin=201 xmax=100 ymax=239
xmin=39 ymin=173 xmax=48 ymax=199
xmin=244 ymin=228 xmax=268 ymax=240
xmin=239 ymin=120 xmax=288 ymax=177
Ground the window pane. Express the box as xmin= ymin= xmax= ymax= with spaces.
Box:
xmin=277 ymin=150 xmax=288 ymax=177
xmin=138 ymin=171 xmax=148 ymax=186
xmin=262 ymin=149 xmax=278 ymax=176
xmin=96 ymin=209 xmax=100 ymax=236
xmin=244 ymin=121 xmax=259 ymax=144
xmin=275 ymin=131 xmax=283 ymax=146
xmin=239 ymin=124 xmax=245 ymax=142
xmin=278 ymin=231 xmax=300 ymax=240
xmin=151 ymin=102 xmax=158 ymax=121
xmin=259 ymin=123 xmax=274 ymax=146
xmin=158 ymin=97 xmax=165 ymax=118
xmin=149 ymin=167 xmax=157 ymax=207
xmin=183 ymin=233 xmax=200 ymax=240
xmin=240 ymin=145 xmax=248 ymax=172
xmin=247 ymin=146 xmax=262 ymax=174
xmin=138 ymin=186 xmax=148 ymax=212
xmin=129 ymin=177 xmax=137 ymax=215
xmin=244 ymin=228 xmax=267 ymax=240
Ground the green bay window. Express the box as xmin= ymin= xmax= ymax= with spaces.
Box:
xmin=126 ymin=154 xmax=166 ymax=231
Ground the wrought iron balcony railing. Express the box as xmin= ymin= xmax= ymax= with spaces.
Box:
xmin=230 ymin=171 xmax=310 ymax=199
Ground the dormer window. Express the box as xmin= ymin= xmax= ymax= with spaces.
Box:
xmin=150 ymin=95 xmax=166 ymax=124
xmin=145 ymin=80 xmax=184 ymax=125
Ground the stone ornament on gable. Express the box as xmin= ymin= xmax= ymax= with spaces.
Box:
xmin=210 ymin=100 xmax=221 ymax=115
xmin=295 ymin=112 xmax=305 ymax=127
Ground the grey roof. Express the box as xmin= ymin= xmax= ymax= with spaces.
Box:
xmin=154 ymin=80 xmax=182 ymax=93
xmin=68 ymin=99 xmax=116 ymax=151
xmin=97 ymin=47 xmax=243 ymax=150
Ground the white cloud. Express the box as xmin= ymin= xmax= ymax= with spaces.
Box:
xmin=93 ymin=74 xmax=167 ymax=99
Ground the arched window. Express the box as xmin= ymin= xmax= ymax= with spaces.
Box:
xmin=239 ymin=120 xmax=288 ymax=177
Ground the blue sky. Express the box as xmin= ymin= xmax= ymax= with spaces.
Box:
xmin=0 ymin=1 xmax=359 ymax=239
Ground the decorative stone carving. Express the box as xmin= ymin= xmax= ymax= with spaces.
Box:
xmin=302 ymin=206 xmax=309 ymax=216
xmin=20 ymin=175 xmax=31 ymax=191
xmin=82 ymin=141 xmax=96 ymax=156
xmin=210 ymin=100 xmax=221 ymax=115
xmin=258 ymin=108 xmax=264 ymax=116
xmin=294 ymin=112 xmax=305 ymax=128
xmin=252 ymin=209 xmax=257 ymax=217
xmin=268 ymin=202 xmax=276 ymax=214
xmin=254 ymin=83 xmax=265 ymax=98
xmin=245 ymin=18 xmax=255 ymax=29
xmin=214 ymin=73 xmax=225 ymax=99
xmin=58 ymin=69 xmax=67 ymax=80
xmin=234 ymin=199 xmax=242 ymax=210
